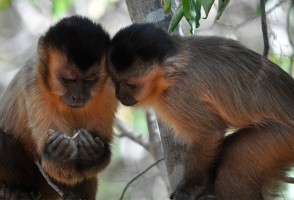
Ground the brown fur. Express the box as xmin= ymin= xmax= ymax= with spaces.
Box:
xmin=108 ymin=25 xmax=294 ymax=199
xmin=0 ymin=31 xmax=117 ymax=200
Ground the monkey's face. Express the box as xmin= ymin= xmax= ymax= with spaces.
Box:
xmin=107 ymin=66 xmax=168 ymax=107
xmin=58 ymin=69 xmax=100 ymax=108
xmin=45 ymin=50 xmax=106 ymax=109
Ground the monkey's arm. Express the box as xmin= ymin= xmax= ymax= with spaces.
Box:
xmin=168 ymin=104 xmax=227 ymax=199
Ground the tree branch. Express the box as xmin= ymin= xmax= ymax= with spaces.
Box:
xmin=115 ymin=118 xmax=150 ymax=151
xmin=260 ymin=0 xmax=269 ymax=57
xmin=34 ymin=160 xmax=64 ymax=197
xmin=215 ymin=0 xmax=287 ymax=30
xmin=146 ymin=109 xmax=163 ymax=159
xmin=118 ymin=157 xmax=165 ymax=200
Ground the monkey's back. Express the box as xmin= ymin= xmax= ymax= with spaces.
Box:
xmin=167 ymin=36 xmax=294 ymax=129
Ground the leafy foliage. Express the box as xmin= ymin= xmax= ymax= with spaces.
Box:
xmin=52 ymin=0 xmax=73 ymax=18
xmin=162 ymin=0 xmax=230 ymax=34
xmin=0 ymin=0 xmax=72 ymax=17
xmin=0 ymin=0 xmax=11 ymax=11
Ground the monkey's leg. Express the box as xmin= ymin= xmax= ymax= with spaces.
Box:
xmin=215 ymin=124 xmax=294 ymax=199
xmin=171 ymin=134 xmax=226 ymax=199
xmin=170 ymin=105 xmax=228 ymax=200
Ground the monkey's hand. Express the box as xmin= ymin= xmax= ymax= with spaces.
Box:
xmin=0 ymin=184 xmax=33 ymax=200
xmin=74 ymin=129 xmax=105 ymax=164
xmin=170 ymin=179 xmax=215 ymax=200
xmin=43 ymin=132 xmax=78 ymax=163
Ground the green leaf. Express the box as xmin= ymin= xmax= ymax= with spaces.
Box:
xmin=161 ymin=0 xmax=172 ymax=14
xmin=194 ymin=0 xmax=201 ymax=28
xmin=0 ymin=0 xmax=11 ymax=11
xmin=216 ymin=0 xmax=230 ymax=20
xmin=256 ymin=0 xmax=269 ymax=16
xmin=186 ymin=0 xmax=201 ymax=34
xmin=200 ymin=0 xmax=214 ymax=19
xmin=52 ymin=0 xmax=72 ymax=18
xmin=168 ymin=2 xmax=184 ymax=33
xmin=183 ymin=0 xmax=191 ymax=19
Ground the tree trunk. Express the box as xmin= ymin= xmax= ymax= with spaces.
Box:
xmin=125 ymin=0 xmax=185 ymax=193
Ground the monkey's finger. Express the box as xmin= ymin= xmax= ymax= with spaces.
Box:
xmin=94 ymin=137 xmax=105 ymax=149
xmin=47 ymin=134 xmax=68 ymax=152
xmin=81 ymin=130 xmax=99 ymax=148
xmin=77 ymin=130 xmax=91 ymax=147
xmin=56 ymin=137 xmax=74 ymax=150
xmin=57 ymin=141 xmax=77 ymax=161
xmin=46 ymin=132 xmax=60 ymax=145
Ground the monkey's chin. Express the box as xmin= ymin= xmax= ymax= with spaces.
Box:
xmin=120 ymin=100 xmax=138 ymax=106
xmin=62 ymin=101 xmax=86 ymax=109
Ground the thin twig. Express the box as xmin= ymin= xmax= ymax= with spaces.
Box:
xmin=115 ymin=118 xmax=150 ymax=151
xmin=146 ymin=109 xmax=163 ymax=159
xmin=215 ymin=0 xmax=287 ymax=30
xmin=34 ymin=159 xmax=64 ymax=197
xmin=260 ymin=0 xmax=269 ymax=57
xmin=267 ymin=0 xmax=287 ymax=14
xmin=118 ymin=157 xmax=165 ymax=200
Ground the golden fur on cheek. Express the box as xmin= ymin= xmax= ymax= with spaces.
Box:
xmin=136 ymin=67 xmax=176 ymax=107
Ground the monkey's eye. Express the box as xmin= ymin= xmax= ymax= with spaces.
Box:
xmin=126 ymin=83 xmax=137 ymax=90
xmin=63 ymin=78 xmax=76 ymax=84
xmin=84 ymin=78 xmax=98 ymax=84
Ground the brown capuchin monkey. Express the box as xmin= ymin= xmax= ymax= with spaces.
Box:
xmin=0 ymin=15 xmax=117 ymax=200
xmin=107 ymin=23 xmax=294 ymax=200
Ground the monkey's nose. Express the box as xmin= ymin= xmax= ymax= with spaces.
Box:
xmin=71 ymin=95 xmax=85 ymax=103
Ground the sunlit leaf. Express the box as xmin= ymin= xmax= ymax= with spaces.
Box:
xmin=0 ymin=0 xmax=11 ymax=12
xmin=216 ymin=0 xmax=230 ymax=20
xmin=194 ymin=0 xmax=201 ymax=28
xmin=52 ymin=0 xmax=71 ymax=18
xmin=256 ymin=0 xmax=269 ymax=16
xmin=183 ymin=0 xmax=192 ymax=19
xmin=168 ymin=3 xmax=184 ymax=33
xmin=200 ymin=0 xmax=214 ymax=19
xmin=162 ymin=0 xmax=172 ymax=14
xmin=186 ymin=0 xmax=201 ymax=34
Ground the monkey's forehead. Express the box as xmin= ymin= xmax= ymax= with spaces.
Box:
xmin=109 ymin=23 xmax=177 ymax=72
xmin=42 ymin=15 xmax=110 ymax=71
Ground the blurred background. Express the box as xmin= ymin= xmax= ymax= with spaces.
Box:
xmin=0 ymin=0 xmax=293 ymax=199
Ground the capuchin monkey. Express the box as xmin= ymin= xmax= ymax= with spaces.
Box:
xmin=107 ymin=23 xmax=294 ymax=199
xmin=0 ymin=16 xmax=117 ymax=200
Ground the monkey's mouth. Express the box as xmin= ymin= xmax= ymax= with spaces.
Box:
xmin=64 ymin=101 xmax=87 ymax=109
xmin=61 ymin=96 xmax=88 ymax=109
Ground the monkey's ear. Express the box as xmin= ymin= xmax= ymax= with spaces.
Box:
xmin=37 ymin=36 xmax=45 ymax=54
xmin=163 ymin=56 xmax=185 ymax=79
xmin=37 ymin=36 xmax=49 ymax=75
